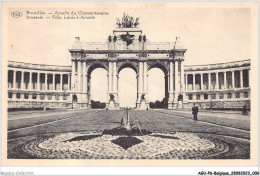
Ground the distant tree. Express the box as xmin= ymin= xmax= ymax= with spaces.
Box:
xmin=149 ymin=98 xmax=168 ymax=109
xmin=91 ymin=100 xmax=106 ymax=109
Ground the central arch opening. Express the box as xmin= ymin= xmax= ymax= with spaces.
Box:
xmin=148 ymin=67 xmax=168 ymax=109
xmin=118 ymin=68 xmax=137 ymax=108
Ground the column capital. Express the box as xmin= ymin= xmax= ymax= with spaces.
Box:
xmin=173 ymin=58 xmax=184 ymax=62
xmin=108 ymin=58 xmax=117 ymax=62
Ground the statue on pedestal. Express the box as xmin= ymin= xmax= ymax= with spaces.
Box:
xmin=116 ymin=13 xmax=140 ymax=28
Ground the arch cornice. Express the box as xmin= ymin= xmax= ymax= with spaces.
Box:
xmin=86 ymin=60 xmax=108 ymax=74
xmin=116 ymin=60 xmax=139 ymax=74
xmin=147 ymin=60 xmax=169 ymax=74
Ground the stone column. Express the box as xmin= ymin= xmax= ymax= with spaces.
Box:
xmin=224 ymin=71 xmax=227 ymax=89
xmin=240 ymin=70 xmax=243 ymax=88
xmin=208 ymin=73 xmax=211 ymax=90
xmin=108 ymin=61 xmax=112 ymax=93
xmin=168 ymin=74 xmax=170 ymax=93
xmin=248 ymin=69 xmax=250 ymax=87
xmin=45 ymin=73 xmax=48 ymax=90
xmin=37 ymin=73 xmax=40 ymax=90
xmin=117 ymin=75 xmax=119 ymax=95
xmin=200 ymin=73 xmax=203 ymax=90
xmin=71 ymin=60 xmax=75 ymax=91
xmin=144 ymin=61 xmax=149 ymax=105
xmin=185 ymin=74 xmax=188 ymax=90
xmin=192 ymin=73 xmax=195 ymax=90
xmin=174 ymin=61 xmax=179 ymax=100
xmin=29 ymin=72 xmax=32 ymax=90
xmin=180 ymin=61 xmax=186 ymax=104
xmin=53 ymin=74 xmax=55 ymax=90
xmin=83 ymin=62 xmax=86 ymax=92
xmin=181 ymin=61 xmax=185 ymax=92
xmin=146 ymin=68 xmax=148 ymax=96
xmin=21 ymin=71 xmax=24 ymax=90
xmin=60 ymin=74 xmax=63 ymax=90
xmin=86 ymin=74 xmax=88 ymax=93
xmin=216 ymin=72 xmax=219 ymax=89
xmin=113 ymin=61 xmax=117 ymax=93
xmin=107 ymin=73 xmax=109 ymax=101
xmin=68 ymin=74 xmax=71 ymax=90
xmin=78 ymin=61 xmax=82 ymax=92
xmin=113 ymin=61 xmax=118 ymax=105
xmin=169 ymin=61 xmax=174 ymax=101
xmin=89 ymin=76 xmax=91 ymax=97
xmin=138 ymin=61 xmax=143 ymax=96
xmin=143 ymin=61 xmax=148 ymax=94
xmin=232 ymin=71 xmax=235 ymax=88
xmin=13 ymin=70 xmax=16 ymax=89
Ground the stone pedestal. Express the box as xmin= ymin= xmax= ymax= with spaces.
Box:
xmin=107 ymin=100 xmax=116 ymax=109
xmin=107 ymin=93 xmax=119 ymax=110
xmin=168 ymin=101 xmax=174 ymax=109
xmin=107 ymin=100 xmax=119 ymax=110
xmin=178 ymin=101 xmax=183 ymax=109
xmin=136 ymin=93 xmax=149 ymax=110
xmin=137 ymin=99 xmax=148 ymax=110
xmin=74 ymin=92 xmax=88 ymax=108
xmin=173 ymin=101 xmax=178 ymax=109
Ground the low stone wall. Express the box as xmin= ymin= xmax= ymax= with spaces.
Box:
xmin=183 ymin=100 xmax=250 ymax=110
xmin=8 ymin=100 xmax=70 ymax=109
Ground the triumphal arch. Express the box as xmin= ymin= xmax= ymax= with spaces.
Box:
xmin=69 ymin=14 xmax=186 ymax=109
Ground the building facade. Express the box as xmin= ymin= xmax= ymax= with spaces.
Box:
xmin=7 ymin=15 xmax=250 ymax=110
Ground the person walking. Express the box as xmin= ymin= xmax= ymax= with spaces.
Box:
xmin=242 ymin=104 xmax=248 ymax=115
xmin=192 ymin=103 xmax=199 ymax=121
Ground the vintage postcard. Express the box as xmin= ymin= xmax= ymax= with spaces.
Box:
xmin=1 ymin=1 xmax=258 ymax=167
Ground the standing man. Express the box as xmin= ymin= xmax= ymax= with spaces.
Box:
xmin=192 ymin=103 xmax=199 ymax=121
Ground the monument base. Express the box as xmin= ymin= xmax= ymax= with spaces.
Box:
xmin=168 ymin=101 xmax=174 ymax=109
xmin=178 ymin=101 xmax=183 ymax=109
xmin=137 ymin=100 xmax=149 ymax=110
xmin=107 ymin=100 xmax=119 ymax=110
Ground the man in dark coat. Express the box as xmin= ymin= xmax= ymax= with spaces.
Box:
xmin=192 ymin=103 xmax=199 ymax=121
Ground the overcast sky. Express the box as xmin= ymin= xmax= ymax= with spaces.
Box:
xmin=7 ymin=4 xmax=251 ymax=106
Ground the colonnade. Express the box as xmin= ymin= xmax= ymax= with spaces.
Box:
xmin=71 ymin=60 xmax=89 ymax=93
xmin=8 ymin=70 xmax=70 ymax=91
xmin=185 ymin=69 xmax=250 ymax=91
